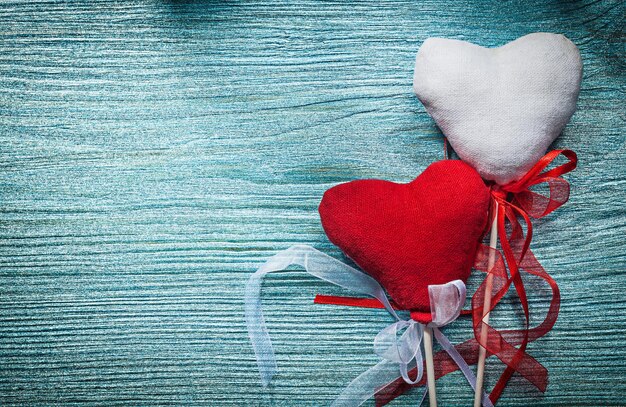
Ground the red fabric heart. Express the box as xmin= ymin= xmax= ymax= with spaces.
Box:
xmin=319 ymin=160 xmax=490 ymax=323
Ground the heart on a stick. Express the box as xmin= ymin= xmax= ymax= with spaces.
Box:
xmin=413 ymin=33 xmax=582 ymax=185
xmin=318 ymin=160 xmax=490 ymax=323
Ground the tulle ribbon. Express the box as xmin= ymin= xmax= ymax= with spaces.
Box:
xmin=315 ymin=149 xmax=577 ymax=405
xmin=245 ymin=245 xmax=493 ymax=407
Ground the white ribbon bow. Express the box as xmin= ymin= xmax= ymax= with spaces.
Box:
xmin=245 ymin=245 xmax=493 ymax=407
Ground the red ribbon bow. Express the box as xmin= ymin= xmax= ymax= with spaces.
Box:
xmin=472 ymin=149 xmax=577 ymax=403
xmin=315 ymin=149 xmax=577 ymax=405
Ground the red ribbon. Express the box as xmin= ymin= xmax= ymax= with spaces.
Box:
xmin=314 ymin=294 xmax=401 ymax=310
xmin=315 ymin=149 xmax=577 ymax=405
xmin=480 ymin=149 xmax=576 ymax=402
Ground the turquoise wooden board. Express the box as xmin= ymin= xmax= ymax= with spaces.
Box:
xmin=1 ymin=0 xmax=624 ymax=405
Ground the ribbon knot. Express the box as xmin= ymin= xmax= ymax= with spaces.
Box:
xmin=372 ymin=279 xmax=467 ymax=387
xmin=501 ymin=149 xmax=577 ymax=218
xmin=489 ymin=188 xmax=509 ymax=204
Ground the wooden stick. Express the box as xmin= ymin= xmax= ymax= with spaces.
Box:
xmin=473 ymin=201 xmax=499 ymax=407
xmin=423 ymin=326 xmax=437 ymax=407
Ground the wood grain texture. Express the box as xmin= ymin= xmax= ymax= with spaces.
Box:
xmin=0 ymin=0 xmax=624 ymax=405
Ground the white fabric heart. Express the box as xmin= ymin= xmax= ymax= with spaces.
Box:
xmin=413 ymin=33 xmax=582 ymax=185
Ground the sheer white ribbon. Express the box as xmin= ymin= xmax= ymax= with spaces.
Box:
xmin=245 ymin=245 xmax=493 ymax=407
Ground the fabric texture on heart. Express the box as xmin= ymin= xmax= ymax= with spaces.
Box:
xmin=413 ymin=33 xmax=582 ymax=185
xmin=319 ymin=160 xmax=490 ymax=323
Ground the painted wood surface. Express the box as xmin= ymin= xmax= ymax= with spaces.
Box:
xmin=1 ymin=0 xmax=624 ymax=405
